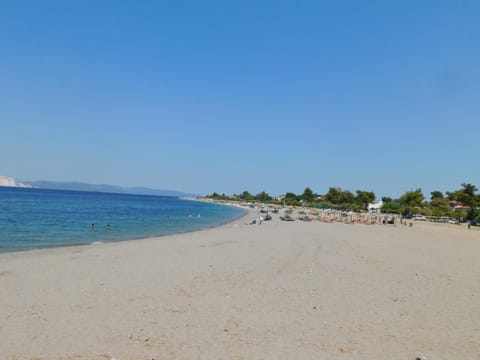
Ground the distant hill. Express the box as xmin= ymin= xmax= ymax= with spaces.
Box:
xmin=24 ymin=180 xmax=199 ymax=198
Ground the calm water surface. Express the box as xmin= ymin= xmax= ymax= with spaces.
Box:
xmin=0 ymin=187 xmax=245 ymax=252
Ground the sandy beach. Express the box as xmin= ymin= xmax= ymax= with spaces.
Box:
xmin=1 ymin=210 xmax=479 ymax=360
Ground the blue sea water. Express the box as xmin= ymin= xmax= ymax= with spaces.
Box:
xmin=0 ymin=187 xmax=245 ymax=253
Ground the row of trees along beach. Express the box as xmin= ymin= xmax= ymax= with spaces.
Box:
xmin=206 ymin=183 xmax=480 ymax=223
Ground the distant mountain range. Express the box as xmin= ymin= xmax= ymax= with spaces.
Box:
xmin=0 ymin=176 xmax=199 ymax=198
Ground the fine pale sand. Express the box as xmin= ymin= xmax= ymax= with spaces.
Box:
xmin=1 ymin=211 xmax=480 ymax=360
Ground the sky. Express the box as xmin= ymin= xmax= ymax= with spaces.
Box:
xmin=1 ymin=1 xmax=479 ymax=198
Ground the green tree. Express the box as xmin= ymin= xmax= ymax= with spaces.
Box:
xmin=301 ymin=187 xmax=315 ymax=203
xmin=284 ymin=192 xmax=300 ymax=206
xmin=430 ymin=191 xmax=444 ymax=200
xmin=447 ymin=183 xmax=479 ymax=208
xmin=323 ymin=187 xmax=355 ymax=207
xmin=355 ymin=190 xmax=376 ymax=211
xmin=206 ymin=192 xmax=231 ymax=200
xmin=399 ymin=189 xmax=424 ymax=214
xmin=452 ymin=209 xmax=468 ymax=223
xmin=323 ymin=187 xmax=341 ymax=204
xmin=255 ymin=191 xmax=272 ymax=203
xmin=339 ymin=191 xmax=355 ymax=206
xmin=381 ymin=199 xmax=401 ymax=214
xmin=429 ymin=197 xmax=452 ymax=217
xmin=208 ymin=192 xmax=221 ymax=199
xmin=239 ymin=191 xmax=254 ymax=202
xmin=461 ymin=183 xmax=478 ymax=197
xmin=471 ymin=208 xmax=480 ymax=221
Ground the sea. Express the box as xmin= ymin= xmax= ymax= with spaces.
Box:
xmin=0 ymin=187 xmax=245 ymax=253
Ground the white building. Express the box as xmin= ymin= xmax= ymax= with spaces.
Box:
xmin=368 ymin=200 xmax=383 ymax=213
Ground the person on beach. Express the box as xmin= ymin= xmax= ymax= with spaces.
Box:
xmin=246 ymin=216 xmax=264 ymax=225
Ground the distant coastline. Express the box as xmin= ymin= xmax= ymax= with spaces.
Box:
xmin=0 ymin=176 xmax=198 ymax=198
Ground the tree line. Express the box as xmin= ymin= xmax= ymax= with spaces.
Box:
xmin=206 ymin=183 xmax=480 ymax=221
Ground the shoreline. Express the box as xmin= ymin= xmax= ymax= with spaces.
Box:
xmin=0 ymin=208 xmax=251 ymax=260
xmin=0 ymin=199 xmax=249 ymax=257
xmin=2 ymin=206 xmax=476 ymax=259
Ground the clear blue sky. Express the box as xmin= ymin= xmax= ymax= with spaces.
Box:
xmin=1 ymin=1 xmax=479 ymax=198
